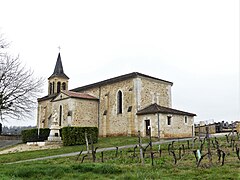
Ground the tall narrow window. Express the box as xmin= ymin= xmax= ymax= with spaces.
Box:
xmin=117 ymin=90 xmax=123 ymax=114
xmin=57 ymin=82 xmax=61 ymax=93
xmin=62 ymin=82 xmax=66 ymax=90
xmin=49 ymin=83 xmax=52 ymax=95
xmin=59 ymin=105 xmax=62 ymax=126
xmin=53 ymin=82 xmax=55 ymax=94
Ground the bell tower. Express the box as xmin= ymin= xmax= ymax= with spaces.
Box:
xmin=48 ymin=53 xmax=69 ymax=95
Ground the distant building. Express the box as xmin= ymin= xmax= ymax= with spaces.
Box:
xmin=37 ymin=53 xmax=196 ymax=138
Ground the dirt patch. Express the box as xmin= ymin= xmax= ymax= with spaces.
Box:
xmin=0 ymin=143 xmax=62 ymax=154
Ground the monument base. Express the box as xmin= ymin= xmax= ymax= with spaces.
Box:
xmin=47 ymin=136 xmax=62 ymax=142
xmin=47 ymin=124 xmax=62 ymax=144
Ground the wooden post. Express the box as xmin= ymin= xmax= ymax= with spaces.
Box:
xmin=101 ymin=152 xmax=104 ymax=163
xmin=133 ymin=145 xmax=137 ymax=157
xmin=231 ymin=121 xmax=234 ymax=140
xmin=206 ymin=125 xmax=212 ymax=165
xmin=90 ymin=134 xmax=96 ymax=162
xmin=151 ymin=152 xmax=154 ymax=166
xmin=182 ymin=144 xmax=185 ymax=155
xmin=85 ymin=132 xmax=89 ymax=155
xmin=115 ymin=147 xmax=119 ymax=158
xmin=138 ymin=130 xmax=144 ymax=165
xmin=198 ymin=124 xmax=201 ymax=140
xmin=157 ymin=113 xmax=160 ymax=140
xmin=149 ymin=127 xmax=152 ymax=152
xmin=192 ymin=125 xmax=194 ymax=149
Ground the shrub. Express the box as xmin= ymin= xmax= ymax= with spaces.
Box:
xmin=61 ymin=127 xmax=98 ymax=146
xmin=21 ymin=128 xmax=50 ymax=143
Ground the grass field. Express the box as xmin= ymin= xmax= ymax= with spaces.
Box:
xmin=0 ymin=135 xmax=239 ymax=179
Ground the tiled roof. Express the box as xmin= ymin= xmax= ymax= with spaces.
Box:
xmin=38 ymin=91 xmax=98 ymax=102
xmin=61 ymin=90 xmax=98 ymax=100
xmin=72 ymin=72 xmax=173 ymax=92
xmin=37 ymin=94 xmax=57 ymax=102
xmin=48 ymin=53 xmax=69 ymax=79
xmin=137 ymin=103 xmax=196 ymax=116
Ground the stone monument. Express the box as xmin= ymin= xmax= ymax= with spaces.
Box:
xmin=47 ymin=110 xmax=62 ymax=143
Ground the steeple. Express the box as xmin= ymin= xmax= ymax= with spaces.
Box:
xmin=48 ymin=53 xmax=69 ymax=80
xmin=48 ymin=52 xmax=69 ymax=95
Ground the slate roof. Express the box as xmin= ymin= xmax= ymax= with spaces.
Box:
xmin=137 ymin=103 xmax=196 ymax=116
xmin=72 ymin=72 xmax=173 ymax=92
xmin=48 ymin=53 xmax=69 ymax=79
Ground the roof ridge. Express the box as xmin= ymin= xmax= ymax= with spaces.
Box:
xmin=72 ymin=72 xmax=173 ymax=92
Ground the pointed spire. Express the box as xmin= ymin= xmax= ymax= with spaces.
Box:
xmin=48 ymin=53 xmax=69 ymax=79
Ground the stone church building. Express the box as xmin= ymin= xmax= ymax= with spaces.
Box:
xmin=37 ymin=53 xmax=196 ymax=138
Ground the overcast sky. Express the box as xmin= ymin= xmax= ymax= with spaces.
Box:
xmin=0 ymin=0 xmax=239 ymax=126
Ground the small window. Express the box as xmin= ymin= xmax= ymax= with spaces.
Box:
xmin=184 ymin=116 xmax=188 ymax=124
xmin=167 ymin=116 xmax=171 ymax=125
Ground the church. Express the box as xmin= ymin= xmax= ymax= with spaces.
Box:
xmin=37 ymin=53 xmax=196 ymax=138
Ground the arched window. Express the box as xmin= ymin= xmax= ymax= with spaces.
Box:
xmin=57 ymin=82 xmax=61 ymax=93
xmin=62 ymin=82 xmax=66 ymax=90
xmin=49 ymin=83 xmax=52 ymax=95
xmin=52 ymin=82 xmax=55 ymax=94
xmin=117 ymin=90 xmax=123 ymax=114
xmin=59 ymin=105 xmax=62 ymax=126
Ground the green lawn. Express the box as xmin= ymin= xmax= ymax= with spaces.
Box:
xmin=0 ymin=136 xmax=153 ymax=163
xmin=0 ymin=136 xmax=239 ymax=179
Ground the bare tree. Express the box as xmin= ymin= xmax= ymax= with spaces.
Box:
xmin=0 ymin=34 xmax=43 ymax=121
xmin=0 ymin=33 xmax=9 ymax=56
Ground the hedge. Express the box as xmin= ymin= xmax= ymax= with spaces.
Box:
xmin=21 ymin=127 xmax=98 ymax=146
xmin=61 ymin=127 xmax=98 ymax=146
xmin=21 ymin=128 xmax=50 ymax=143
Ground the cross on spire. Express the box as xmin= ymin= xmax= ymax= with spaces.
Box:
xmin=58 ymin=46 xmax=61 ymax=52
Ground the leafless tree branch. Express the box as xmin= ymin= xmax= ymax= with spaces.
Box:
xmin=0 ymin=34 xmax=44 ymax=121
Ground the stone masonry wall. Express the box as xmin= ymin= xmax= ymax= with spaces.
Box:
xmin=139 ymin=77 xmax=172 ymax=109
xmin=160 ymin=114 xmax=194 ymax=138
xmin=37 ymin=100 xmax=53 ymax=128
xmin=79 ymin=79 xmax=135 ymax=137
xmin=71 ymin=99 xmax=98 ymax=127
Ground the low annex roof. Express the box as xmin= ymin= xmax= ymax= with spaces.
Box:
xmin=72 ymin=72 xmax=173 ymax=92
xmin=137 ymin=103 xmax=196 ymax=116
